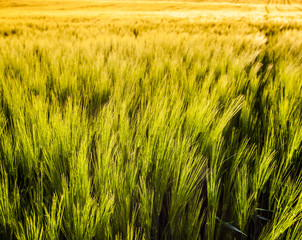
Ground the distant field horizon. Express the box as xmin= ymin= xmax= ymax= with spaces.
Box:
xmin=1 ymin=0 xmax=302 ymax=21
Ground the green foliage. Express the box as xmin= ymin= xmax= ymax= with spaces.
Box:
xmin=0 ymin=15 xmax=302 ymax=239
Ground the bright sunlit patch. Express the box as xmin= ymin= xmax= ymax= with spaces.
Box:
xmin=0 ymin=0 xmax=302 ymax=22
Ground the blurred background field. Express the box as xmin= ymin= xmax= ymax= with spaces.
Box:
xmin=1 ymin=1 xmax=302 ymax=240
xmin=1 ymin=0 xmax=302 ymax=20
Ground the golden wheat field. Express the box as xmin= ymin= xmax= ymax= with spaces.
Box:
xmin=1 ymin=0 xmax=302 ymax=239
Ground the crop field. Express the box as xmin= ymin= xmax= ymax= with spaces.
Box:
xmin=1 ymin=0 xmax=302 ymax=239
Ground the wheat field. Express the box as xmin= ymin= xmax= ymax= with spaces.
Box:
xmin=1 ymin=1 xmax=302 ymax=239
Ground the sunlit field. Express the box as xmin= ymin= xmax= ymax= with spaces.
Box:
xmin=1 ymin=0 xmax=302 ymax=239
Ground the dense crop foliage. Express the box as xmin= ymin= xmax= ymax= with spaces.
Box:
xmin=1 ymin=15 xmax=302 ymax=239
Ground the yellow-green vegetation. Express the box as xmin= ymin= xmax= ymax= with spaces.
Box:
xmin=1 ymin=1 xmax=302 ymax=239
